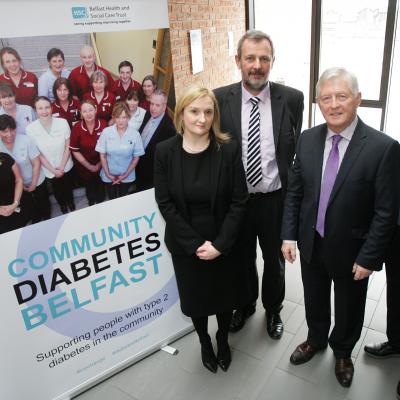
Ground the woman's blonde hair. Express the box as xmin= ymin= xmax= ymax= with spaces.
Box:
xmin=174 ymin=85 xmax=230 ymax=144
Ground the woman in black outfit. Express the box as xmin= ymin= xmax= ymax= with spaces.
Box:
xmin=0 ymin=152 xmax=25 ymax=234
xmin=154 ymin=85 xmax=249 ymax=373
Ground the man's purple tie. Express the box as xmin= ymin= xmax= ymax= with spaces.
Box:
xmin=316 ymin=134 xmax=343 ymax=237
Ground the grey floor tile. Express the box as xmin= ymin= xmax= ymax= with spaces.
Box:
xmin=284 ymin=303 xmax=305 ymax=335
xmin=229 ymin=307 xmax=294 ymax=361
xmin=74 ymin=384 xmax=138 ymax=400
xmin=346 ymin=329 xmax=400 ymax=400
xmin=175 ymin=350 xmax=264 ymax=400
xmin=112 ymin=354 xmax=193 ymax=400
xmin=252 ymin=368 xmax=349 ymax=400
xmin=366 ymin=268 xmax=386 ymax=301
xmin=234 ymin=332 xmax=296 ymax=400
xmin=351 ymin=326 xmax=368 ymax=360
xmin=363 ymin=298 xmax=378 ymax=328
xmin=281 ymin=299 xmax=298 ymax=324
xmin=284 ymin=259 xmax=304 ymax=304
xmin=369 ymin=287 xmax=388 ymax=334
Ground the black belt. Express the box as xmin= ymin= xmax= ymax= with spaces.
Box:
xmin=249 ymin=189 xmax=282 ymax=198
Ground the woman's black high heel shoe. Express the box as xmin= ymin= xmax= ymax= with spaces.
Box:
xmin=201 ymin=338 xmax=218 ymax=373
xmin=216 ymin=331 xmax=232 ymax=371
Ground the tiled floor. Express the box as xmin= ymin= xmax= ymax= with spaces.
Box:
xmin=74 ymin=249 xmax=400 ymax=400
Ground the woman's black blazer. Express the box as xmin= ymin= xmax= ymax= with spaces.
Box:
xmin=154 ymin=135 xmax=248 ymax=256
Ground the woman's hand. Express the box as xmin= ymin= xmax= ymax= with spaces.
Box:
xmin=108 ymin=174 xmax=120 ymax=185
xmin=196 ymin=240 xmax=221 ymax=260
xmin=54 ymin=167 xmax=64 ymax=178
xmin=114 ymin=172 xmax=129 ymax=184
xmin=87 ymin=162 xmax=101 ymax=173
xmin=0 ymin=203 xmax=18 ymax=217
xmin=24 ymin=183 xmax=37 ymax=192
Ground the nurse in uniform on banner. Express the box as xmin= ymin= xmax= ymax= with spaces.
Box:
xmin=26 ymin=96 xmax=75 ymax=214
xmin=70 ymin=99 xmax=107 ymax=206
xmin=0 ymin=83 xmax=36 ymax=135
xmin=52 ymin=77 xmax=80 ymax=128
xmin=111 ymin=61 xmax=142 ymax=102
xmin=0 ymin=114 xmax=50 ymax=223
xmin=125 ymin=89 xmax=146 ymax=131
xmin=38 ymin=48 xmax=70 ymax=102
xmin=95 ymin=102 xmax=144 ymax=200
xmin=82 ymin=70 xmax=115 ymax=123
xmin=0 ymin=151 xmax=25 ymax=234
xmin=139 ymin=75 xmax=157 ymax=111
xmin=0 ymin=47 xmax=37 ymax=107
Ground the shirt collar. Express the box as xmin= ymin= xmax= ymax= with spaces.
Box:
xmin=90 ymin=91 xmax=109 ymax=101
xmin=54 ymin=100 xmax=74 ymax=109
xmin=327 ymin=116 xmax=358 ymax=142
xmin=150 ymin=113 xmax=164 ymax=123
xmin=80 ymin=64 xmax=98 ymax=74
xmin=4 ymin=69 xmax=27 ymax=80
xmin=241 ymin=81 xmax=270 ymax=104
xmin=82 ymin=119 xmax=101 ymax=133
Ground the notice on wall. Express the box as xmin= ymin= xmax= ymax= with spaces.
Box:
xmin=190 ymin=29 xmax=204 ymax=74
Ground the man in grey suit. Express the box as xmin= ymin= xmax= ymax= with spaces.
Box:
xmin=281 ymin=67 xmax=399 ymax=387
xmin=215 ymin=30 xmax=304 ymax=338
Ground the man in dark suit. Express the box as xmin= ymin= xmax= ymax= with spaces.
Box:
xmin=364 ymin=218 xmax=400 ymax=399
xmin=136 ymin=89 xmax=176 ymax=191
xmin=215 ymin=30 xmax=304 ymax=338
xmin=281 ymin=67 xmax=399 ymax=387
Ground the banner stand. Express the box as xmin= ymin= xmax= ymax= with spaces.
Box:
xmin=56 ymin=326 xmax=194 ymax=400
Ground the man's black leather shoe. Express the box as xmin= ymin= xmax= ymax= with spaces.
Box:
xmin=335 ymin=358 xmax=354 ymax=388
xmin=266 ymin=312 xmax=284 ymax=339
xmin=396 ymin=379 xmax=400 ymax=400
xmin=229 ymin=305 xmax=256 ymax=333
xmin=364 ymin=341 xmax=400 ymax=359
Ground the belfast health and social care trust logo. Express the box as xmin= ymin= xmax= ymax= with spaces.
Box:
xmin=71 ymin=6 xmax=89 ymax=19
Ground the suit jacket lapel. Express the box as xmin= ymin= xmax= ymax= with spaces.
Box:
xmin=328 ymin=119 xmax=367 ymax=206
xmin=210 ymin=140 xmax=222 ymax=210
xmin=147 ymin=114 xmax=166 ymax=149
xmin=227 ymin=83 xmax=242 ymax=140
xmin=139 ymin=111 xmax=150 ymax=133
xmin=270 ymin=82 xmax=283 ymax=151
xmin=313 ymin=125 xmax=328 ymax=204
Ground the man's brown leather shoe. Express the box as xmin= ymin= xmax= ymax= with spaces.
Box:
xmin=290 ymin=341 xmax=320 ymax=365
xmin=335 ymin=358 xmax=354 ymax=387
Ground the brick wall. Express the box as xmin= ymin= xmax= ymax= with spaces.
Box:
xmin=168 ymin=0 xmax=246 ymax=97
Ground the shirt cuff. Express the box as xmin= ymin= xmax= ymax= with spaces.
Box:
xmin=283 ymin=240 xmax=296 ymax=244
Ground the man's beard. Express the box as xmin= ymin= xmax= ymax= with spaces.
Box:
xmin=244 ymin=73 xmax=268 ymax=91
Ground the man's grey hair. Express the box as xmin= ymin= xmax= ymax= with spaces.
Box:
xmin=152 ymin=89 xmax=167 ymax=103
xmin=237 ymin=30 xmax=275 ymax=59
xmin=316 ymin=67 xmax=360 ymax=98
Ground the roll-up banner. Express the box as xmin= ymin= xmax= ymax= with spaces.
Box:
xmin=0 ymin=2 xmax=192 ymax=399
xmin=1 ymin=189 xmax=191 ymax=400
